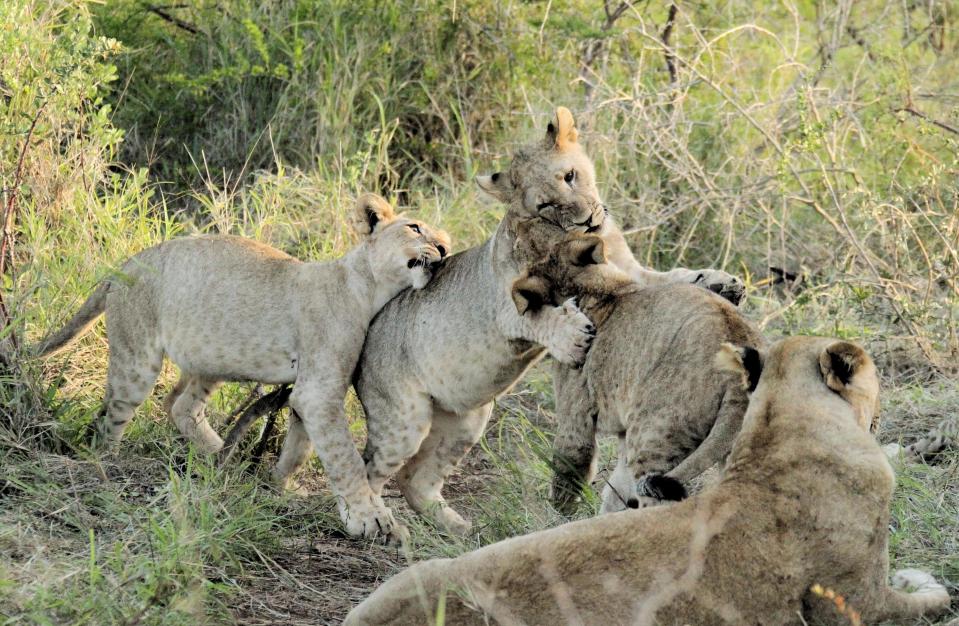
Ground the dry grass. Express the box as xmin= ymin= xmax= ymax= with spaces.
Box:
xmin=2 ymin=0 xmax=957 ymax=623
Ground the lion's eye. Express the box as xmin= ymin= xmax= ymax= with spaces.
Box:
xmin=408 ymin=224 xmax=422 ymax=234
xmin=564 ymin=170 xmax=576 ymax=185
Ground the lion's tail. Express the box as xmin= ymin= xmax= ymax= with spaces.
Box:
xmin=34 ymin=281 xmax=109 ymax=357
xmin=667 ymin=385 xmax=749 ymax=484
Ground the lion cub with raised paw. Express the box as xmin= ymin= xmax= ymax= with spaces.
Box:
xmin=35 ymin=194 xmax=449 ymax=542
xmin=344 ymin=336 xmax=951 ymax=626
xmin=511 ymin=233 xmax=765 ymax=515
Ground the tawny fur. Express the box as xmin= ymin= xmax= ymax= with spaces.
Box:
xmin=294 ymin=108 xmax=745 ymax=542
xmin=510 ymin=234 xmax=765 ymax=514
xmin=345 ymin=337 xmax=951 ymax=626
xmin=34 ymin=194 xmax=450 ymax=542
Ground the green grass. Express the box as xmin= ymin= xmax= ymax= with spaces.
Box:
xmin=2 ymin=0 xmax=958 ymax=623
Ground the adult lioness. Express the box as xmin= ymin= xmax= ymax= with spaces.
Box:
xmin=510 ymin=233 xmax=765 ymax=515
xmin=271 ymin=107 xmax=745 ymax=543
xmin=344 ymin=337 xmax=951 ymax=626
xmin=35 ymin=194 xmax=450 ymax=540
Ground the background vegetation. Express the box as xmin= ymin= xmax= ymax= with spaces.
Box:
xmin=1 ymin=0 xmax=956 ymax=623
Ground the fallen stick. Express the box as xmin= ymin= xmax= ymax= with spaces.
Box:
xmin=218 ymin=385 xmax=292 ymax=466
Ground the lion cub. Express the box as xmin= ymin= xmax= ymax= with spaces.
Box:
xmin=344 ymin=336 xmax=951 ymax=626
xmin=511 ymin=234 xmax=765 ymax=514
xmin=35 ymin=194 xmax=450 ymax=540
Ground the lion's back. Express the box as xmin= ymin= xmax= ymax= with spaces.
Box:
xmin=588 ymin=283 xmax=763 ymax=431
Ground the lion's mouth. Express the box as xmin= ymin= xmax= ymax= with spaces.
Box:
xmin=408 ymin=257 xmax=444 ymax=272
xmin=575 ymin=215 xmax=603 ymax=233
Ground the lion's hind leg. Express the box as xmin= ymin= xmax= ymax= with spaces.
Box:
xmin=169 ymin=375 xmax=223 ymax=453
xmin=600 ymin=409 xmax=695 ymax=514
xmin=97 ymin=344 xmax=163 ymax=450
xmin=272 ymin=409 xmax=313 ymax=492
xmin=394 ymin=403 xmax=493 ymax=535
xmin=667 ymin=386 xmax=748 ymax=485
xmin=814 ymin=569 xmax=952 ymax=625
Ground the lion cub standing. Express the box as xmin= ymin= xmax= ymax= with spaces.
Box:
xmin=345 ymin=337 xmax=951 ymax=625
xmin=35 ymin=194 xmax=450 ymax=540
xmin=511 ymin=233 xmax=764 ymax=514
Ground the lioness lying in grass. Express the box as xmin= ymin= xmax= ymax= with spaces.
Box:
xmin=344 ymin=336 xmax=951 ymax=625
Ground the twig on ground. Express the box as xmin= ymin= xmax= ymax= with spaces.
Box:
xmin=218 ymin=385 xmax=292 ymax=466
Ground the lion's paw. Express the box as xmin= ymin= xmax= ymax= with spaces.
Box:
xmin=694 ymin=270 xmax=746 ymax=306
xmin=891 ymin=569 xmax=950 ymax=605
xmin=340 ymin=493 xmax=409 ymax=545
xmin=546 ymin=298 xmax=595 ymax=366
xmin=882 ymin=442 xmax=906 ymax=461
xmin=436 ymin=505 xmax=472 ymax=535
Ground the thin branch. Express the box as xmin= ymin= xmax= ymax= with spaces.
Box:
xmin=844 ymin=24 xmax=876 ymax=61
xmin=0 ymin=102 xmax=47 ymax=348
xmin=580 ymin=1 xmax=636 ymax=104
xmin=145 ymin=4 xmax=199 ymax=35
xmin=661 ymin=4 xmax=679 ymax=83
xmin=895 ymin=105 xmax=959 ymax=137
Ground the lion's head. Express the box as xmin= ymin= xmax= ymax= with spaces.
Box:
xmin=717 ymin=336 xmax=882 ymax=434
xmin=352 ymin=193 xmax=451 ymax=290
xmin=476 ymin=107 xmax=606 ymax=234
xmin=509 ymin=234 xmax=633 ymax=316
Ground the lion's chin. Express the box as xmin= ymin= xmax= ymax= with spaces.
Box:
xmin=411 ymin=268 xmax=431 ymax=289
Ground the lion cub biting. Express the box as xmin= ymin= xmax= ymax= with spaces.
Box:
xmin=511 ymin=233 xmax=765 ymax=514
xmin=345 ymin=336 xmax=951 ymax=626
xmin=35 ymin=194 xmax=450 ymax=540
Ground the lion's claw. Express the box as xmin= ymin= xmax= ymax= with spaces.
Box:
xmin=339 ymin=492 xmax=408 ymax=546
xmin=544 ymin=298 xmax=596 ymax=366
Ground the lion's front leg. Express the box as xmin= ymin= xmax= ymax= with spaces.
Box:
xmin=290 ymin=373 xmax=408 ymax=545
xmin=395 ymin=403 xmax=493 ymax=535
xmin=550 ymin=363 xmax=599 ymax=515
xmin=600 ymin=221 xmax=745 ymax=305
xmin=636 ymin=266 xmax=746 ymax=306
xmin=498 ymin=299 xmax=595 ymax=366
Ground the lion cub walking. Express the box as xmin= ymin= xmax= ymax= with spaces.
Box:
xmin=35 ymin=194 xmax=450 ymax=540
xmin=345 ymin=337 xmax=951 ymax=625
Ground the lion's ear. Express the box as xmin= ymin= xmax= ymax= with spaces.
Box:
xmin=511 ymin=274 xmax=552 ymax=316
xmin=819 ymin=341 xmax=880 ymax=431
xmin=715 ymin=343 xmax=763 ymax=392
xmin=353 ymin=193 xmax=396 ymax=237
xmin=544 ymin=106 xmax=578 ymax=151
xmin=561 ymin=235 xmax=606 ymax=267
xmin=819 ymin=341 xmax=870 ymax=393
xmin=476 ymin=172 xmax=514 ymax=203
